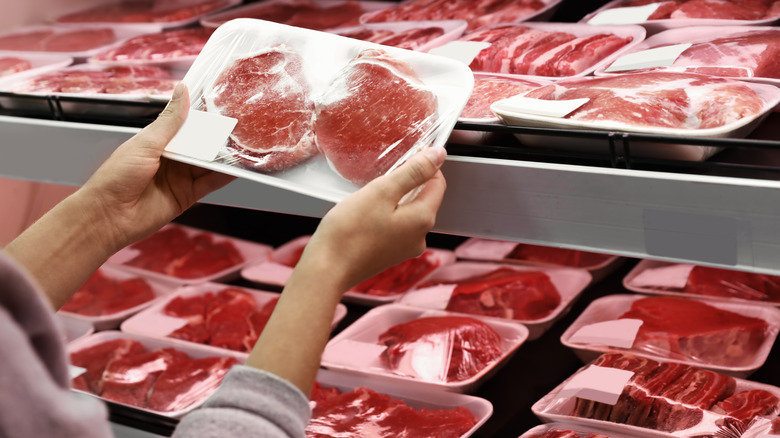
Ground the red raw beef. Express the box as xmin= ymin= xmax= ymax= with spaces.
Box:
xmin=711 ymin=389 xmax=779 ymax=426
xmin=771 ymin=416 xmax=780 ymax=433
xmin=101 ymin=347 xmax=188 ymax=407
xmin=70 ymin=338 xmax=146 ymax=394
xmin=204 ymin=45 xmax=318 ymax=173
xmin=653 ymin=367 xmax=736 ymax=431
xmin=351 ymin=250 xmax=441 ymax=296
xmin=93 ymin=27 xmax=214 ymax=62
xmin=528 ymin=431 xmax=611 ymax=438
xmin=306 ymin=385 xmax=478 ymax=438
xmin=147 ymin=356 xmax=237 ymax=412
xmin=169 ymin=239 xmax=244 ymax=279
xmin=619 ymin=296 xmax=769 ymax=367
xmin=460 ymin=75 xmax=544 ymax=120
xmin=373 ymin=26 xmax=446 ymax=51
xmin=315 ymin=48 xmax=438 ymax=186
xmin=164 ymin=292 xmax=214 ymax=323
xmin=0 ymin=57 xmax=32 ymax=77
xmin=684 ymin=265 xmax=780 ymax=303
xmin=363 ymin=0 xmax=547 ymax=30
xmin=0 ymin=29 xmax=54 ymax=51
xmin=378 ymin=315 xmax=503 ymax=382
xmin=61 ymin=269 xmax=156 ymax=316
xmin=507 ymin=243 xmax=612 ymax=268
xmin=14 ymin=65 xmax=176 ymax=95
xmin=41 ymin=28 xmax=116 ymax=52
xmin=622 ymin=0 xmax=780 ymax=19
xmin=205 ymin=288 xmax=256 ymax=351
xmin=339 ymin=28 xmax=394 ymax=42
xmin=433 ymin=267 xmax=561 ymax=321
xmin=523 ymin=72 xmax=765 ymax=130
xmin=57 ymin=0 xmax=230 ymax=23
xmin=207 ymin=0 xmax=366 ymax=30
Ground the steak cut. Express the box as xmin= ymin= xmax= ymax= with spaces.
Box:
xmin=70 ymin=338 xmax=146 ymax=394
xmin=93 ymin=27 xmax=214 ymax=62
xmin=205 ymin=0 xmax=367 ymax=30
xmin=147 ymin=356 xmax=238 ymax=412
xmin=619 ymin=0 xmax=780 ymax=19
xmin=711 ymin=389 xmax=780 ymax=425
xmin=362 ymin=0 xmax=548 ymax=30
xmin=461 ymin=75 xmax=545 ymax=120
xmin=684 ymin=265 xmax=780 ymax=303
xmin=204 ymin=44 xmax=318 ymax=173
xmin=14 ymin=65 xmax=177 ymax=95
xmin=351 ymin=250 xmax=441 ymax=297
xmin=56 ymin=0 xmax=230 ymax=23
xmin=0 ymin=57 xmax=32 ymax=77
xmin=62 ymin=269 xmax=156 ymax=316
xmin=314 ymin=48 xmax=437 ymax=186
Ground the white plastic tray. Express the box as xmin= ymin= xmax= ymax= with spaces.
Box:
xmin=0 ymin=51 xmax=73 ymax=81
xmin=55 ymin=0 xmax=241 ymax=30
xmin=328 ymin=19 xmax=467 ymax=53
xmin=169 ymin=18 xmax=473 ymax=203
xmin=55 ymin=313 xmax=95 ymax=344
xmin=560 ymin=293 xmax=780 ymax=378
xmin=321 ymin=303 xmax=529 ymax=394
xmin=200 ymin=0 xmax=393 ymax=29
xmin=0 ymin=25 xmax=156 ymax=59
xmin=519 ymin=422 xmax=634 ymax=438
xmin=399 ymin=262 xmax=592 ymax=340
xmin=120 ymin=282 xmax=347 ymax=357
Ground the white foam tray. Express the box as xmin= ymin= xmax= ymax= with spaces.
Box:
xmin=0 ymin=24 xmax=157 ymax=59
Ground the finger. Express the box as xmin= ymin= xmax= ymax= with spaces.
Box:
xmin=376 ymin=146 xmax=447 ymax=202
xmin=134 ymin=82 xmax=190 ymax=152
xmin=192 ymin=171 xmax=237 ymax=200
xmin=396 ymin=170 xmax=446 ymax=227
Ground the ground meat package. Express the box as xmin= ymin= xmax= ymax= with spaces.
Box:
xmin=560 ymin=294 xmax=780 ymax=378
xmin=241 ymin=234 xmax=457 ymax=305
xmin=520 ymin=422 xmax=633 ymax=438
xmin=532 ymin=352 xmax=780 ymax=438
xmin=623 ymin=259 xmax=780 ymax=306
xmin=166 ymin=18 xmax=472 ymax=202
xmin=67 ymin=331 xmax=242 ymax=418
xmin=0 ymin=25 xmax=155 ymax=59
xmin=308 ymin=368 xmax=493 ymax=437
xmin=321 ymin=304 xmax=529 ymax=393
xmin=121 ymin=282 xmax=347 ymax=356
xmin=399 ymin=262 xmax=591 ymax=340
xmin=329 ymin=19 xmax=467 ymax=53
xmin=55 ymin=0 xmax=240 ymax=30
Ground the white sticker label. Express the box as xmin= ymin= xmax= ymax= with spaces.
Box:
xmin=323 ymin=340 xmax=387 ymax=369
xmin=587 ymin=3 xmax=662 ymax=25
xmin=428 ymin=41 xmax=492 ymax=65
xmin=400 ymin=284 xmax=456 ymax=310
xmin=492 ymin=96 xmax=589 ymax=118
xmin=569 ymin=319 xmax=643 ymax=349
xmin=243 ymin=262 xmax=294 ymax=285
xmin=164 ymin=109 xmax=237 ymax=162
xmin=605 ymin=43 xmax=692 ymax=72
xmin=69 ymin=364 xmax=87 ymax=379
xmin=558 ymin=365 xmax=634 ymax=405
xmin=630 ymin=264 xmax=695 ymax=289
xmin=463 ymin=239 xmax=519 ymax=260
xmin=107 ymin=248 xmax=142 ymax=265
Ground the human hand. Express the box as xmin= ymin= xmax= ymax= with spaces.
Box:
xmin=78 ymin=83 xmax=236 ymax=252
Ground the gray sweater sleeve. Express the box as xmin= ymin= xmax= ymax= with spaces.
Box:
xmin=172 ymin=365 xmax=312 ymax=438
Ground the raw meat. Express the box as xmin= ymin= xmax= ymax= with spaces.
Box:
xmin=711 ymin=389 xmax=779 ymax=425
xmin=315 ymin=48 xmax=438 ymax=186
xmin=339 ymin=26 xmax=446 ymax=51
xmin=362 ymin=0 xmax=548 ymax=30
xmin=93 ymin=27 xmax=214 ymax=62
xmin=0 ymin=29 xmax=54 ymax=51
xmin=460 ymin=25 xmax=632 ymax=77
xmin=61 ymin=269 xmax=156 ymax=316
xmin=460 ymin=75 xmax=544 ymax=120
xmin=377 ymin=315 xmax=503 ymax=382
xmin=14 ymin=65 xmax=177 ymax=95
xmin=618 ymin=0 xmax=780 ymax=20
xmin=70 ymin=338 xmax=146 ymax=394
xmin=306 ymin=385 xmax=478 ymax=438
xmin=527 ymin=431 xmax=611 ymax=438
xmin=523 ymin=71 xmax=765 ymax=130
xmin=618 ymin=296 xmax=769 ymax=367
xmin=147 ymin=356 xmax=237 ymax=412
xmin=204 ymin=45 xmax=318 ymax=173
xmin=351 ymin=250 xmax=441 ymax=297
xmin=57 ymin=0 xmax=231 ymax=23
xmin=101 ymin=347 xmax=188 ymax=407
xmin=684 ymin=265 xmax=780 ymax=303
xmin=206 ymin=0 xmax=368 ymax=30
xmin=0 ymin=27 xmax=116 ymax=52
xmin=0 ymin=57 xmax=32 ymax=77
xmin=507 ymin=243 xmax=613 ymax=268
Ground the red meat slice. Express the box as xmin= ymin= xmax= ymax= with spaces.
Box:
xmin=147 ymin=356 xmax=237 ymax=412
xmin=711 ymin=389 xmax=779 ymax=426
xmin=314 ymin=48 xmax=438 ymax=186
xmin=373 ymin=27 xmax=446 ymax=51
xmin=62 ymin=270 xmax=155 ymax=316
xmin=670 ymin=0 xmax=768 ymax=19
xmin=460 ymin=76 xmax=543 ymax=120
xmin=41 ymin=28 xmax=116 ymax=52
xmin=0 ymin=57 xmax=32 ymax=77
xmin=70 ymin=339 xmax=147 ymax=395
xmin=0 ymin=29 xmax=54 ymax=51
xmin=204 ymin=45 xmax=318 ymax=173
xmin=57 ymin=0 xmax=230 ymax=23
xmin=164 ymin=292 xmax=214 ymax=323
xmin=684 ymin=265 xmax=780 ymax=303
xmin=285 ymin=2 xmax=365 ymax=30
xmin=364 ymin=0 xmax=546 ymax=30
xmin=652 ymin=367 xmax=736 ymax=431
xmin=205 ymin=288 xmax=256 ymax=351
xmin=94 ymin=27 xmax=214 ymax=62
xmin=339 ymin=28 xmax=394 ymax=43
xmin=378 ymin=315 xmax=503 ymax=382
xmin=507 ymin=243 xmax=613 ymax=268
xmin=351 ymin=250 xmax=441 ymax=296
xmin=169 ymin=238 xmax=244 ymax=279
xmin=101 ymin=348 xmax=188 ymax=408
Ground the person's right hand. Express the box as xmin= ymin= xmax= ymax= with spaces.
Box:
xmin=298 ymin=146 xmax=448 ymax=293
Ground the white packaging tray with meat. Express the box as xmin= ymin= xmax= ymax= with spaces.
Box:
xmin=581 ymin=0 xmax=780 ymax=35
xmin=439 ymin=22 xmax=645 ymax=80
xmin=57 ymin=264 xmax=177 ymax=331
xmin=321 ymin=303 xmax=529 ymax=394
xmin=595 ymin=26 xmax=780 ymax=87
xmin=55 ymin=0 xmax=241 ymax=30
xmin=454 ymin=237 xmax=625 ymax=283
xmin=107 ymin=223 xmax=272 ymax=286
xmin=532 ymin=352 xmax=780 ymax=438
xmin=0 ymin=51 xmax=73 ymax=81
xmin=168 ymin=18 xmax=473 ymax=203
xmin=309 ymin=368 xmax=493 ymax=437
xmin=120 ymin=282 xmax=347 ymax=357
xmin=328 ymin=19 xmax=467 ymax=53
xmin=623 ymin=259 xmax=780 ymax=306
xmin=241 ymin=234 xmax=457 ymax=306
xmin=560 ymin=294 xmax=780 ymax=378
xmin=200 ymin=0 xmax=392 ymax=31
xmin=519 ymin=422 xmax=634 ymax=438
xmin=67 ymin=330 xmax=244 ymax=418
xmin=492 ymin=71 xmax=780 ymax=162
xmin=0 ymin=25 xmax=157 ymax=59
xmin=359 ymin=0 xmax=563 ymax=31
xmin=399 ymin=262 xmax=591 ymax=340
xmin=55 ymin=313 xmax=95 ymax=344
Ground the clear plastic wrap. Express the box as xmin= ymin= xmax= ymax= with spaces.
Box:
xmin=55 ymin=0 xmax=240 ymax=29
xmin=329 ymin=19 xmax=467 ymax=52
xmin=89 ymin=26 xmax=215 ymax=70
xmin=170 ymin=18 xmax=472 ymax=202
xmin=532 ymin=352 xmax=780 ymax=438
xmin=0 ymin=25 xmax=154 ymax=59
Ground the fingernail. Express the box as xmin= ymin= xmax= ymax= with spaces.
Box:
xmin=423 ymin=146 xmax=447 ymax=167
xmin=171 ymin=81 xmax=186 ymax=101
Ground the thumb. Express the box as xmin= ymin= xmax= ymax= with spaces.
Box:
xmin=135 ymin=82 xmax=190 ymax=152
xmin=377 ymin=146 xmax=447 ymax=202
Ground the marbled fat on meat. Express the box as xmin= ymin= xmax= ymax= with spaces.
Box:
xmin=460 ymin=76 xmax=543 ymax=120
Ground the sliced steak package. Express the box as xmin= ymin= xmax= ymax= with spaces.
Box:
xmin=168 ymin=18 xmax=472 ymax=202
xmin=0 ymin=25 xmax=154 ymax=59
xmin=0 ymin=51 xmax=73 ymax=81
xmin=55 ymin=0 xmax=240 ymax=30
xmin=328 ymin=19 xmax=467 ymax=53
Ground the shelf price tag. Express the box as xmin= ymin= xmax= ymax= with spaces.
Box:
xmin=165 ymin=109 xmax=237 ymax=162
xmin=569 ymin=319 xmax=643 ymax=349
xmin=630 ymin=264 xmax=695 ymax=289
xmin=429 ymin=41 xmax=491 ymax=65
xmin=587 ymin=3 xmax=661 ymax=25
xmin=558 ymin=365 xmax=634 ymax=405
xmin=605 ymin=43 xmax=692 ymax=72
xmin=323 ymin=339 xmax=387 ymax=369
xmin=492 ymin=96 xmax=589 ymax=118
xmin=400 ymin=284 xmax=455 ymax=310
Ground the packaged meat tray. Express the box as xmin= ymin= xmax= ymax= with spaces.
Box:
xmin=623 ymin=259 xmax=780 ymax=306
xmin=55 ymin=313 xmax=95 ymax=344
xmin=359 ymin=0 xmax=563 ymax=31
xmin=439 ymin=22 xmax=645 ymax=80
xmin=308 ymin=368 xmax=493 ymax=437
xmin=241 ymin=234 xmax=457 ymax=306
xmin=328 ymin=19 xmax=467 ymax=53
xmin=492 ymin=71 xmax=780 ymax=162
xmin=321 ymin=304 xmax=529 ymax=394
xmin=200 ymin=0 xmax=393 ymax=31
xmin=0 ymin=52 xmax=73 ymax=81
xmin=0 ymin=25 xmax=155 ymax=59
xmin=399 ymin=262 xmax=591 ymax=340
xmin=120 ymin=282 xmax=347 ymax=356
xmin=106 ymin=223 xmax=272 ymax=285
xmin=560 ymin=294 xmax=780 ymax=377
xmin=454 ymin=237 xmax=624 ymax=283
xmin=519 ymin=422 xmax=634 ymax=437
xmin=595 ymin=26 xmax=780 ymax=87
xmin=531 ymin=352 xmax=780 ymax=438
xmin=581 ymin=0 xmax=780 ymax=35
xmin=55 ymin=0 xmax=240 ymax=30
xmin=57 ymin=264 xmax=176 ymax=331
xmin=67 ymin=330 xmax=244 ymax=418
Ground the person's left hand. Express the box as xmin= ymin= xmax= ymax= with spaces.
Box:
xmin=79 ymin=82 xmax=236 ymax=252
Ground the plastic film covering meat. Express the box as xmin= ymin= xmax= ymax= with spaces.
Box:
xmin=11 ymin=65 xmax=177 ymax=95
xmin=377 ymin=316 xmax=504 ymax=383
xmin=536 ymin=352 xmax=780 ymax=436
xmin=92 ymin=27 xmax=215 ymax=63
xmin=351 ymin=249 xmax=442 ymax=296
xmin=460 ymin=75 xmax=547 ymax=120
xmin=684 ymin=265 xmax=780 ymax=303
xmin=0 ymin=27 xmax=117 ymax=52
xmin=606 ymin=0 xmax=780 ymax=21
xmin=56 ymin=0 xmax=233 ymax=24
xmin=306 ymin=383 xmax=478 ymax=437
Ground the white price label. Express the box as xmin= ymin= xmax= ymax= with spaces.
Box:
xmin=492 ymin=96 xmax=589 ymax=118
xmin=165 ymin=109 xmax=237 ymax=162
xmin=323 ymin=339 xmax=387 ymax=369
xmin=558 ymin=365 xmax=634 ymax=405
xmin=429 ymin=41 xmax=491 ymax=65
xmin=587 ymin=3 xmax=662 ymax=25
xmin=400 ymin=284 xmax=456 ymax=310
xmin=569 ymin=319 xmax=643 ymax=349
xmin=68 ymin=364 xmax=87 ymax=379
xmin=605 ymin=44 xmax=692 ymax=72
xmin=630 ymin=264 xmax=695 ymax=289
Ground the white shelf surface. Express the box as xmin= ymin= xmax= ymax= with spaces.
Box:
xmin=3 ymin=115 xmax=780 ymax=275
